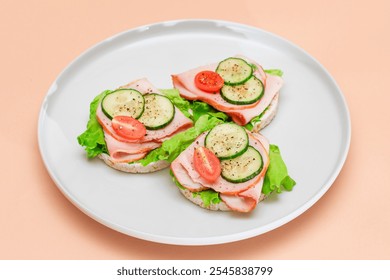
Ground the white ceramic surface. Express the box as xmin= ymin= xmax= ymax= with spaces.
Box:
xmin=38 ymin=20 xmax=351 ymax=245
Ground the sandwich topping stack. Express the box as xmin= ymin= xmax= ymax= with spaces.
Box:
xmin=172 ymin=56 xmax=283 ymax=131
xmin=171 ymin=123 xmax=270 ymax=212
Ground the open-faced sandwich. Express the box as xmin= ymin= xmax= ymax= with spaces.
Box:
xmin=170 ymin=123 xmax=295 ymax=212
xmin=172 ymin=55 xmax=283 ymax=132
xmin=77 ymin=78 xmax=193 ymax=173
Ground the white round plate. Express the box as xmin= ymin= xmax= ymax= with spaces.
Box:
xmin=38 ymin=20 xmax=351 ymax=245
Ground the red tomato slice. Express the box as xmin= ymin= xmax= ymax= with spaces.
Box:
xmin=112 ymin=116 xmax=146 ymax=140
xmin=194 ymin=71 xmax=224 ymax=93
xmin=193 ymin=146 xmax=221 ymax=182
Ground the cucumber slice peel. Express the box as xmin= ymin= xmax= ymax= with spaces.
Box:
xmin=216 ymin=57 xmax=253 ymax=85
xmin=221 ymin=146 xmax=263 ymax=183
xmin=220 ymin=76 xmax=264 ymax=105
xmin=204 ymin=123 xmax=249 ymax=160
xmin=101 ymin=89 xmax=145 ymax=120
xmin=138 ymin=93 xmax=175 ymax=130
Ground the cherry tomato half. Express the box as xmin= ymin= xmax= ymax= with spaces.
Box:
xmin=112 ymin=116 xmax=146 ymax=140
xmin=193 ymin=146 xmax=221 ymax=182
xmin=194 ymin=71 xmax=224 ymax=93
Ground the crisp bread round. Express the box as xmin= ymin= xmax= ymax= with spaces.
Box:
xmin=98 ymin=153 xmax=169 ymax=173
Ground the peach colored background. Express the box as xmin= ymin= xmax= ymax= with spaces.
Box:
xmin=0 ymin=0 xmax=389 ymax=259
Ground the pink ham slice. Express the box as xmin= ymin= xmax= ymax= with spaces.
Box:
xmin=104 ymin=133 xmax=160 ymax=163
xmin=96 ymin=78 xmax=193 ymax=143
xmin=170 ymin=159 xmax=207 ymax=192
xmin=107 ymin=152 xmax=147 ymax=164
xmin=219 ymin=185 xmax=259 ymax=212
xmin=171 ymin=130 xmax=270 ymax=212
xmin=172 ymin=57 xmax=283 ymax=125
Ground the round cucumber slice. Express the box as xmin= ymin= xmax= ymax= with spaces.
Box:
xmin=221 ymin=146 xmax=263 ymax=183
xmin=204 ymin=123 xmax=249 ymax=160
xmin=216 ymin=57 xmax=253 ymax=85
xmin=220 ymin=76 xmax=264 ymax=105
xmin=138 ymin=93 xmax=175 ymax=130
xmin=101 ymin=89 xmax=144 ymax=120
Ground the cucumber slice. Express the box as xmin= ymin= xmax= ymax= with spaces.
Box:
xmin=101 ymin=89 xmax=144 ymax=120
xmin=205 ymin=123 xmax=249 ymax=160
xmin=220 ymin=76 xmax=264 ymax=105
xmin=138 ymin=93 xmax=175 ymax=130
xmin=216 ymin=57 xmax=253 ymax=85
xmin=221 ymin=146 xmax=263 ymax=183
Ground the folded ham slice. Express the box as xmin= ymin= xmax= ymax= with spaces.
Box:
xmin=104 ymin=133 xmax=159 ymax=163
xmin=96 ymin=78 xmax=193 ymax=163
xmin=172 ymin=56 xmax=283 ymax=126
xmin=171 ymin=131 xmax=270 ymax=212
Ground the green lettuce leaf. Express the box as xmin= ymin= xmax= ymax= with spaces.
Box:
xmin=262 ymin=144 xmax=296 ymax=195
xmin=264 ymin=69 xmax=284 ymax=77
xmin=193 ymin=190 xmax=221 ymax=207
xmin=136 ymin=113 xmax=225 ymax=165
xmin=191 ymin=101 xmax=229 ymax=122
xmin=160 ymin=88 xmax=229 ymax=123
xmin=77 ymin=90 xmax=111 ymax=158
xmin=160 ymin=88 xmax=191 ymax=119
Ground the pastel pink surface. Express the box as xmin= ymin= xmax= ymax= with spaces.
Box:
xmin=1 ymin=0 xmax=389 ymax=259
